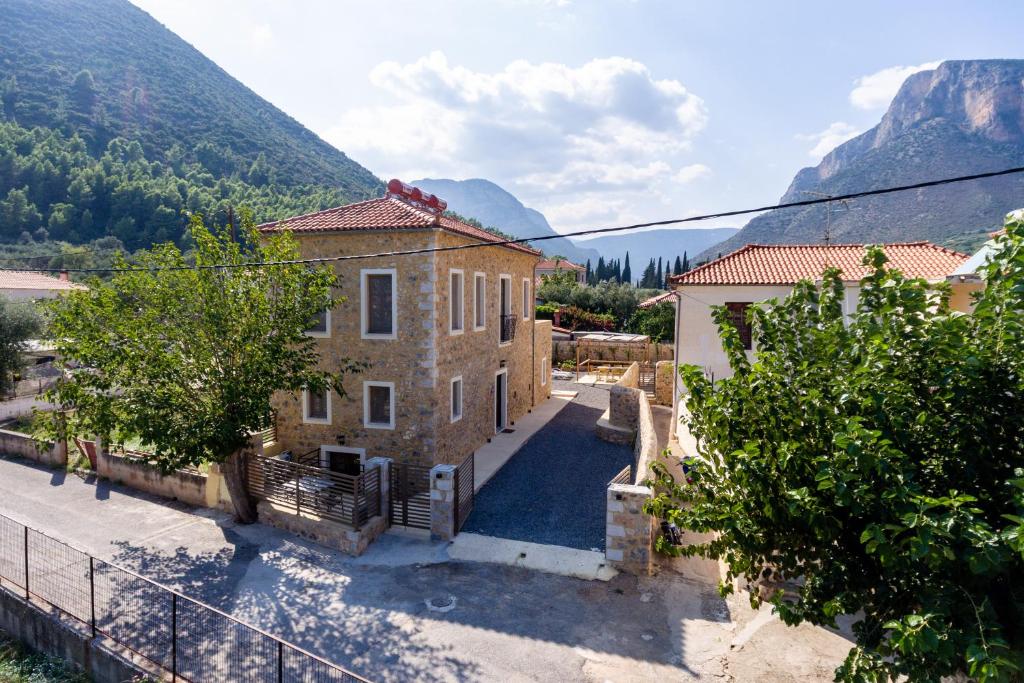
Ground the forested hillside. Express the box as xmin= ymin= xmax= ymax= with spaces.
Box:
xmin=0 ymin=0 xmax=382 ymax=248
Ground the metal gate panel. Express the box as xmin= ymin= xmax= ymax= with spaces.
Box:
xmin=389 ymin=463 xmax=432 ymax=530
xmin=454 ymin=454 xmax=475 ymax=532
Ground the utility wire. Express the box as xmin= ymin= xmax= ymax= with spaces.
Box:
xmin=2 ymin=164 xmax=1022 ymax=275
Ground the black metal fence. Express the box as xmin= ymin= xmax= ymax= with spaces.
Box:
xmin=247 ymin=454 xmax=382 ymax=530
xmin=499 ymin=313 xmax=517 ymax=343
xmin=389 ymin=463 xmax=432 ymax=530
xmin=454 ymin=454 xmax=475 ymax=532
xmin=0 ymin=513 xmax=369 ymax=682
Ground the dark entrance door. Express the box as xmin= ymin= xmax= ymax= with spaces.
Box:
xmin=326 ymin=450 xmax=361 ymax=476
xmin=495 ymin=371 xmax=507 ymax=432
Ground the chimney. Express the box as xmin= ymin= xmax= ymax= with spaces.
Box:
xmin=58 ymin=270 xmax=69 ymax=282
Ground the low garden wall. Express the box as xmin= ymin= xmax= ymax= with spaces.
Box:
xmin=0 ymin=429 xmax=66 ymax=468
xmin=97 ymin=450 xmax=215 ymax=509
xmin=654 ymin=360 xmax=675 ymax=406
xmin=597 ymin=362 xmax=641 ymax=445
xmin=0 ymin=395 xmax=55 ymax=422
xmin=633 ymin=391 xmax=658 ymax=484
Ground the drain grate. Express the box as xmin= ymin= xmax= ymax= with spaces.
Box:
xmin=425 ymin=596 xmax=458 ymax=613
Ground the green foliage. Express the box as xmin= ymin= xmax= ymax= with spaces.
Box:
xmin=0 ymin=0 xmax=381 ymax=196
xmin=41 ymin=214 xmax=361 ymax=476
xmin=536 ymin=271 xmax=661 ymax=329
xmin=534 ymin=302 xmax=559 ymax=320
xmin=647 ymin=214 xmax=1024 ymax=681
xmin=0 ymin=121 xmax=372 ymax=250
xmin=0 ymin=630 xmax=90 ymax=682
xmin=626 ymin=301 xmax=675 ymax=342
xmin=0 ymin=295 xmax=41 ymax=395
xmin=556 ymin=306 xmax=615 ymax=331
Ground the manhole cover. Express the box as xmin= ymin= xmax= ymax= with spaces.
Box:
xmin=425 ymin=596 xmax=457 ymax=613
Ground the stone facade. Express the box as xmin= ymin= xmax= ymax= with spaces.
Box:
xmin=606 ymin=483 xmax=655 ymax=575
xmin=597 ymin=362 xmax=641 ymax=445
xmin=270 ymin=228 xmax=545 ymax=468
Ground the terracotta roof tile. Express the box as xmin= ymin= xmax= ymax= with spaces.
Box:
xmin=0 ymin=270 xmax=86 ymax=291
xmin=670 ymin=243 xmax=969 ymax=286
xmin=258 ymin=196 xmax=540 ymax=256
xmin=639 ymin=291 xmax=675 ymax=308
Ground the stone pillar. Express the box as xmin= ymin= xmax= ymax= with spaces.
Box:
xmin=430 ymin=463 xmax=457 ymax=541
xmin=606 ymin=483 xmax=655 ymax=575
xmin=366 ymin=456 xmax=392 ymax=519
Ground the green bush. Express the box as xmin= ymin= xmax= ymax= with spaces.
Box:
xmin=648 ymin=214 xmax=1024 ymax=681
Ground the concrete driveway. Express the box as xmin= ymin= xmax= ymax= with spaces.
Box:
xmin=0 ymin=455 xmax=852 ymax=682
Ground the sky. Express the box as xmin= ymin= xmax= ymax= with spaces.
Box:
xmin=129 ymin=0 xmax=1024 ymax=236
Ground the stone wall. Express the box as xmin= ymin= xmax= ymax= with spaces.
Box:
xmin=0 ymin=395 xmax=54 ymax=422
xmin=0 ymin=588 xmax=153 ymax=682
xmin=654 ymin=360 xmax=675 ymax=407
xmin=256 ymin=501 xmax=387 ymax=556
xmin=597 ymin=362 xmax=642 ymax=445
xmin=552 ymin=340 xmax=674 ymax=364
xmin=633 ymin=391 xmax=659 ymax=484
xmin=0 ymin=429 xmax=66 ymax=468
xmin=606 ymin=483 xmax=654 ymax=575
xmin=430 ymin=463 xmax=457 ymax=541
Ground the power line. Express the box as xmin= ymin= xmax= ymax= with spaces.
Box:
xmin=2 ymin=164 xmax=1023 ymax=275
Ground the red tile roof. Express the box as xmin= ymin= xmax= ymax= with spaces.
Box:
xmin=0 ymin=270 xmax=86 ymax=291
xmin=639 ymin=291 xmax=675 ymax=308
xmin=257 ymin=196 xmax=540 ymax=256
xmin=537 ymin=258 xmax=585 ymax=271
xmin=671 ymin=242 xmax=969 ymax=286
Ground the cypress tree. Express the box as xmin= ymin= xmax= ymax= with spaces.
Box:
xmin=682 ymin=251 xmax=690 ymax=273
xmin=614 ymin=258 xmax=622 ymax=283
xmin=622 ymin=252 xmax=632 ymax=286
xmin=585 ymin=259 xmax=592 ymax=285
xmin=655 ymin=258 xmax=663 ymax=289
xmin=596 ymin=256 xmax=606 ymax=282
xmin=641 ymin=259 xmax=656 ymax=288
xmin=673 ymin=255 xmax=683 ymax=276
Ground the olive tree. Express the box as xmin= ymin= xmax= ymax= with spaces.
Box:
xmin=41 ymin=215 xmax=359 ymax=522
xmin=647 ymin=215 xmax=1024 ymax=681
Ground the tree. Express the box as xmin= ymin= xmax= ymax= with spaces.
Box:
xmin=622 ymin=252 xmax=632 ymax=285
xmin=655 ymin=258 xmax=663 ymax=290
xmin=682 ymin=251 xmax=690 ymax=273
xmin=613 ymin=258 xmax=622 ymax=283
xmin=585 ymin=259 xmax=592 ymax=285
xmin=647 ymin=216 xmax=1024 ymax=681
xmin=596 ymin=256 xmax=606 ymax=282
xmin=41 ymin=214 xmax=361 ymax=523
xmin=0 ymin=296 xmax=41 ymax=396
xmin=641 ymin=259 xmax=656 ymax=288
xmin=1 ymin=187 xmax=42 ymax=239
xmin=627 ymin=301 xmax=674 ymax=342
xmin=673 ymin=255 xmax=683 ymax=276
xmin=70 ymin=69 xmax=97 ymax=114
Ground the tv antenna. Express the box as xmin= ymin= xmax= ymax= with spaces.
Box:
xmin=800 ymin=191 xmax=854 ymax=245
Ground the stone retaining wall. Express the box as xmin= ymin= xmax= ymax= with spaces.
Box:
xmin=0 ymin=429 xmax=66 ymax=468
xmin=256 ymin=501 xmax=388 ymax=556
xmin=608 ymin=362 xmax=641 ymax=428
xmin=633 ymin=391 xmax=658 ymax=484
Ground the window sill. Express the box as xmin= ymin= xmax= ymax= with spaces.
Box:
xmin=302 ymin=417 xmax=331 ymax=425
xmin=364 ymin=422 xmax=395 ymax=431
xmin=361 ymin=332 xmax=397 ymax=341
xmin=449 ymin=328 xmax=465 ymax=336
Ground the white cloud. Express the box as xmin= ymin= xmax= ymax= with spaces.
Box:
xmin=674 ymin=163 xmax=711 ymax=183
xmin=248 ymin=23 xmax=274 ymax=49
xmin=323 ymin=51 xmax=708 ymax=204
xmin=797 ymin=122 xmax=862 ymax=160
xmin=849 ymin=61 xmax=941 ymax=110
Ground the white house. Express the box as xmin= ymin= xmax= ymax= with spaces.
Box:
xmin=667 ymin=242 xmax=971 ymax=428
xmin=0 ymin=270 xmax=86 ymax=301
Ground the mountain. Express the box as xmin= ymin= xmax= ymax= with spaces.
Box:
xmin=411 ymin=178 xmax=600 ymax=265
xmin=571 ymin=227 xmax=738 ymax=272
xmin=709 ymin=60 xmax=1024 ymax=259
xmin=0 ymin=0 xmax=381 ymax=248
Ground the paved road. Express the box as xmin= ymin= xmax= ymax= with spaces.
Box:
xmin=0 ymin=454 xmax=852 ymax=682
xmin=463 ymin=381 xmax=634 ymax=550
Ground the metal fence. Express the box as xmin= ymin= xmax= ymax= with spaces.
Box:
xmin=454 ymin=454 xmax=475 ymax=532
xmin=0 ymin=513 xmax=369 ymax=682
xmin=247 ymin=455 xmax=382 ymax=530
xmin=388 ymin=463 xmax=432 ymax=530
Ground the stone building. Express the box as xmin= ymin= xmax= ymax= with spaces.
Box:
xmin=259 ymin=180 xmax=552 ymax=471
xmin=535 ymin=257 xmax=586 ymax=285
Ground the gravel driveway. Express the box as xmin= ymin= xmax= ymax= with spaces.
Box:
xmin=462 ymin=381 xmax=634 ymax=550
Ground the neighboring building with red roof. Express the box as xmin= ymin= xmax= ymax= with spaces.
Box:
xmin=256 ymin=180 xmax=552 ymax=483
xmin=0 ymin=270 xmax=86 ymax=301
xmin=666 ymin=242 xmax=971 ymax=428
xmin=535 ymin=258 xmax=586 ymax=285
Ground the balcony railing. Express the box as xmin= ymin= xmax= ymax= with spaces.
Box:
xmin=500 ymin=313 xmax=517 ymax=343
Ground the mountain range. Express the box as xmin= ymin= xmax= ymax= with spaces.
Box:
xmin=710 ymin=60 xmax=1024 ymax=259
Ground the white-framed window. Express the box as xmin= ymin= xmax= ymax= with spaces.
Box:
xmin=361 ymin=268 xmax=397 ymax=340
xmin=363 ymin=381 xmax=395 ymax=430
xmin=450 ymin=375 xmax=463 ymax=423
xmin=473 ymin=272 xmax=486 ymax=331
xmin=302 ymin=387 xmax=331 ymax=424
xmin=305 ymin=308 xmax=330 ymax=338
xmin=522 ymin=278 xmax=531 ymax=321
xmin=449 ymin=268 xmax=465 ymax=335
xmin=541 ymin=356 xmax=549 ymax=386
